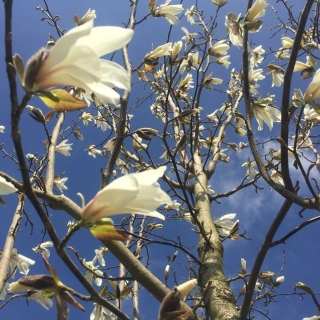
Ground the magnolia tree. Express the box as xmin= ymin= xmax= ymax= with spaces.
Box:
xmin=1 ymin=0 xmax=320 ymax=319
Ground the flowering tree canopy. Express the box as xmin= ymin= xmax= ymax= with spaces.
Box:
xmin=1 ymin=0 xmax=320 ymax=320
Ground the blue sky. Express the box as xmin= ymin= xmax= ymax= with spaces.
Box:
xmin=1 ymin=1 xmax=320 ymax=319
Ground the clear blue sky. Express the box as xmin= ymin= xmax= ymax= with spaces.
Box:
xmin=1 ymin=1 xmax=319 ymax=319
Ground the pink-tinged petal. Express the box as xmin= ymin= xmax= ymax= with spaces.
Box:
xmin=75 ymin=26 xmax=134 ymax=57
xmin=81 ymin=167 xmax=170 ymax=223
xmin=35 ymin=46 xmax=101 ymax=90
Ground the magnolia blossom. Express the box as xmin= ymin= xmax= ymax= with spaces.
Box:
xmin=225 ymin=14 xmax=243 ymax=46
xmin=91 ymin=303 xmax=116 ymax=320
xmin=185 ymin=5 xmax=196 ymax=24
xmin=164 ymin=200 xmax=181 ymax=211
xmin=209 ymin=40 xmax=230 ymax=58
xmin=153 ymin=0 xmax=184 ymax=25
xmin=21 ymin=21 xmax=133 ymax=105
xmin=83 ymin=259 xmax=104 ymax=286
xmin=0 ymin=176 xmax=17 ymax=195
xmin=246 ymin=0 xmax=268 ymax=23
xmin=304 ymin=68 xmax=320 ymax=103
xmin=0 ymin=125 xmax=5 ymax=133
xmin=216 ymin=55 xmax=231 ymax=68
xmin=294 ymin=56 xmax=316 ymax=75
xmin=270 ymin=70 xmax=284 ymax=87
xmin=94 ymin=111 xmax=111 ymax=132
xmin=303 ymin=104 xmax=320 ymax=122
xmin=280 ymin=36 xmax=294 ymax=49
xmin=249 ymin=45 xmax=265 ymax=66
xmin=81 ymin=112 xmax=94 ymax=126
xmin=87 ymin=145 xmax=102 ymax=158
xmin=170 ymin=41 xmax=182 ymax=62
xmin=32 ymin=241 xmax=54 ymax=258
xmin=242 ymin=158 xmax=258 ymax=179
xmin=9 ymin=248 xmax=35 ymax=279
xmin=275 ymin=49 xmax=291 ymax=60
xmin=179 ymin=51 xmax=201 ymax=73
xmin=132 ymin=133 xmax=147 ymax=151
xmin=28 ymin=291 xmax=53 ymax=310
xmin=74 ymin=8 xmax=96 ymax=26
xmin=271 ymin=170 xmax=284 ymax=186
xmin=181 ymin=27 xmax=197 ymax=46
xmin=252 ymin=100 xmax=281 ymax=131
xmin=55 ymin=140 xmax=73 ymax=156
xmin=53 ymin=176 xmax=68 ymax=193
xmin=80 ymin=166 xmax=172 ymax=224
xmin=213 ymin=213 xmax=237 ymax=237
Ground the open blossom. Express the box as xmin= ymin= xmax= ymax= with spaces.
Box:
xmin=179 ymin=51 xmax=201 ymax=73
xmin=80 ymin=166 xmax=172 ymax=224
xmin=213 ymin=213 xmax=237 ymax=237
xmin=53 ymin=176 xmax=68 ymax=193
xmin=252 ymin=95 xmax=281 ymax=130
xmin=280 ymin=36 xmax=294 ymax=49
xmin=294 ymin=56 xmax=316 ymax=79
xmin=83 ymin=259 xmax=104 ymax=286
xmin=303 ymin=104 xmax=320 ymax=122
xmin=225 ymin=14 xmax=243 ymax=47
xmin=0 ymin=125 xmax=4 ymax=133
xmin=304 ymin=68 xmax=320 ymax=103
xmin=152 ymin=0 xmax=184 ymax=25
xmin=181 ymin=27 xmax=197 ymax=46
xmin=185 ymin=5 xmax=196 ymax=24
xmin=20 ymin=20 xmax=133 ymax=105
xmin=87 ymin=145 xmax=102 ymax=158
xmin=246 ymin=0 xmax=268 ymax=23
xmin=249 ymin=45 xmax=265 ymax=66
xmin=242 ymin=158 xmax=259 ymax=179
xmin=28 ymin=291 xmax=53 ymax=310
xmin=74 ymin=8 xmax=96 ymax=26
xmin=81 ymin=112 xmax=94 ymax=126
xmin=32 ymin=241 xmax=54 ymax=258
xmin=209 ymin=40 xmax=230 ymax=58
xmin=55 ymin=140 xmax=73 ymax=156
xmin=9 ymin=249 xmax=35 ymax=279
xmin=0 ymin=176 xmax=17 ymax=195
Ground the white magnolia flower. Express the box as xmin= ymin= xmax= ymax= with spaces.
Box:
xmin=81 ymin=112 xmax=94 ymax=126
xmin=249 ymin=45 xmax=265 ymax=66
xmin=185 ymin=5 xmax=196 ymax=24
xmin=94 ymin=111 xmax=111 ymax=132
xmin=179 ymin=51 xmax=201 ymax=73
xmin=87 ymin=145 xmax=102 ymax=158
xmin=170 ymin=41 xmax=182 ymax=62
xmin=294 ymin=56 xmax=315 ymax=73
xmin=179 ymin=73 xmax=194 ymax=90
xmin=252 ymin=103 xmax=281 ymax=131
xmin=271 ymin=70 xmax=284 ymax=87
xmin=207 ymin=110 xmax=219 ymax=122
xmin=22 ymin=21 xmax=133 ymax=105
xmin=83 ymin=260 xmax=104 ymax=286
xmin=216 ymin=55 xmax=231 ymax=68
xmin=53 ymin=176 xmax=68 ymax=193
xmin=225 ymin=14 xmax=243 ymax=47
xmin=80 ymin=166 xmax=172 ymax=224
xmin=26 ymin=153 xmax=38 ymax=162
xmin=209 ymin=40 xmax=230 ymax=58
xmin=181 ymin=27 xmax=197 ymax=46
xmin=164 ymin=200 xmax=181 ymax=211
xmin=132 ymin=133 xmax=147 ymax=151
xmin=144 ymin=42 xmax=172 ymax=63
xmin=246 ymin=0 xmax=268 ymax=23
xmin=153 ymin=0 xmax=184 ymax=25
xmin=93 ymin=248 xmax=106 ymax=267
xmin=280 ymin=36 xmax=294 ymax=49
xmin=55 ymin=140 xmax=73 ymax=156
xmin=32 ymin=241 xmax=54 ymax=258
xmin=74 ymin=9 xmax=97 ymax=26
xmin=213 ymin=213 xmax=237 ymax=237
xmin=302 ymin=316 xmax=320 ymax=320
xmin=242 ymin=158 xmax=259 ymax=179
xmin=28 ymin=291 xmax=53 ymax=310
xmin=304 ymin=68 xmax=320 ymax=103
xmin=0 ymin=125 xmax=5 ymax=133
xmin=0 ymin=176 xmax=17 ymax=195
xmin=9 ymin=248 xmax=35 ymax=279
xmin=275 ymin=49 xmax=291 ymax=60
xmin=303 ymin=104 xmax=320 ymax=122
xmin=91 ymin=303 xmax=116 ymax=320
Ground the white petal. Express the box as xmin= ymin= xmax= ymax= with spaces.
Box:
xmin=0 ymin=177 xmax=17 ymax=195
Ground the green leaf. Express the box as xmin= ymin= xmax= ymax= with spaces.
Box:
xmin=38 ymin=89 xmax=88 ymax=111
xmin=90 ymin=223 xmax=131 ymax=241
